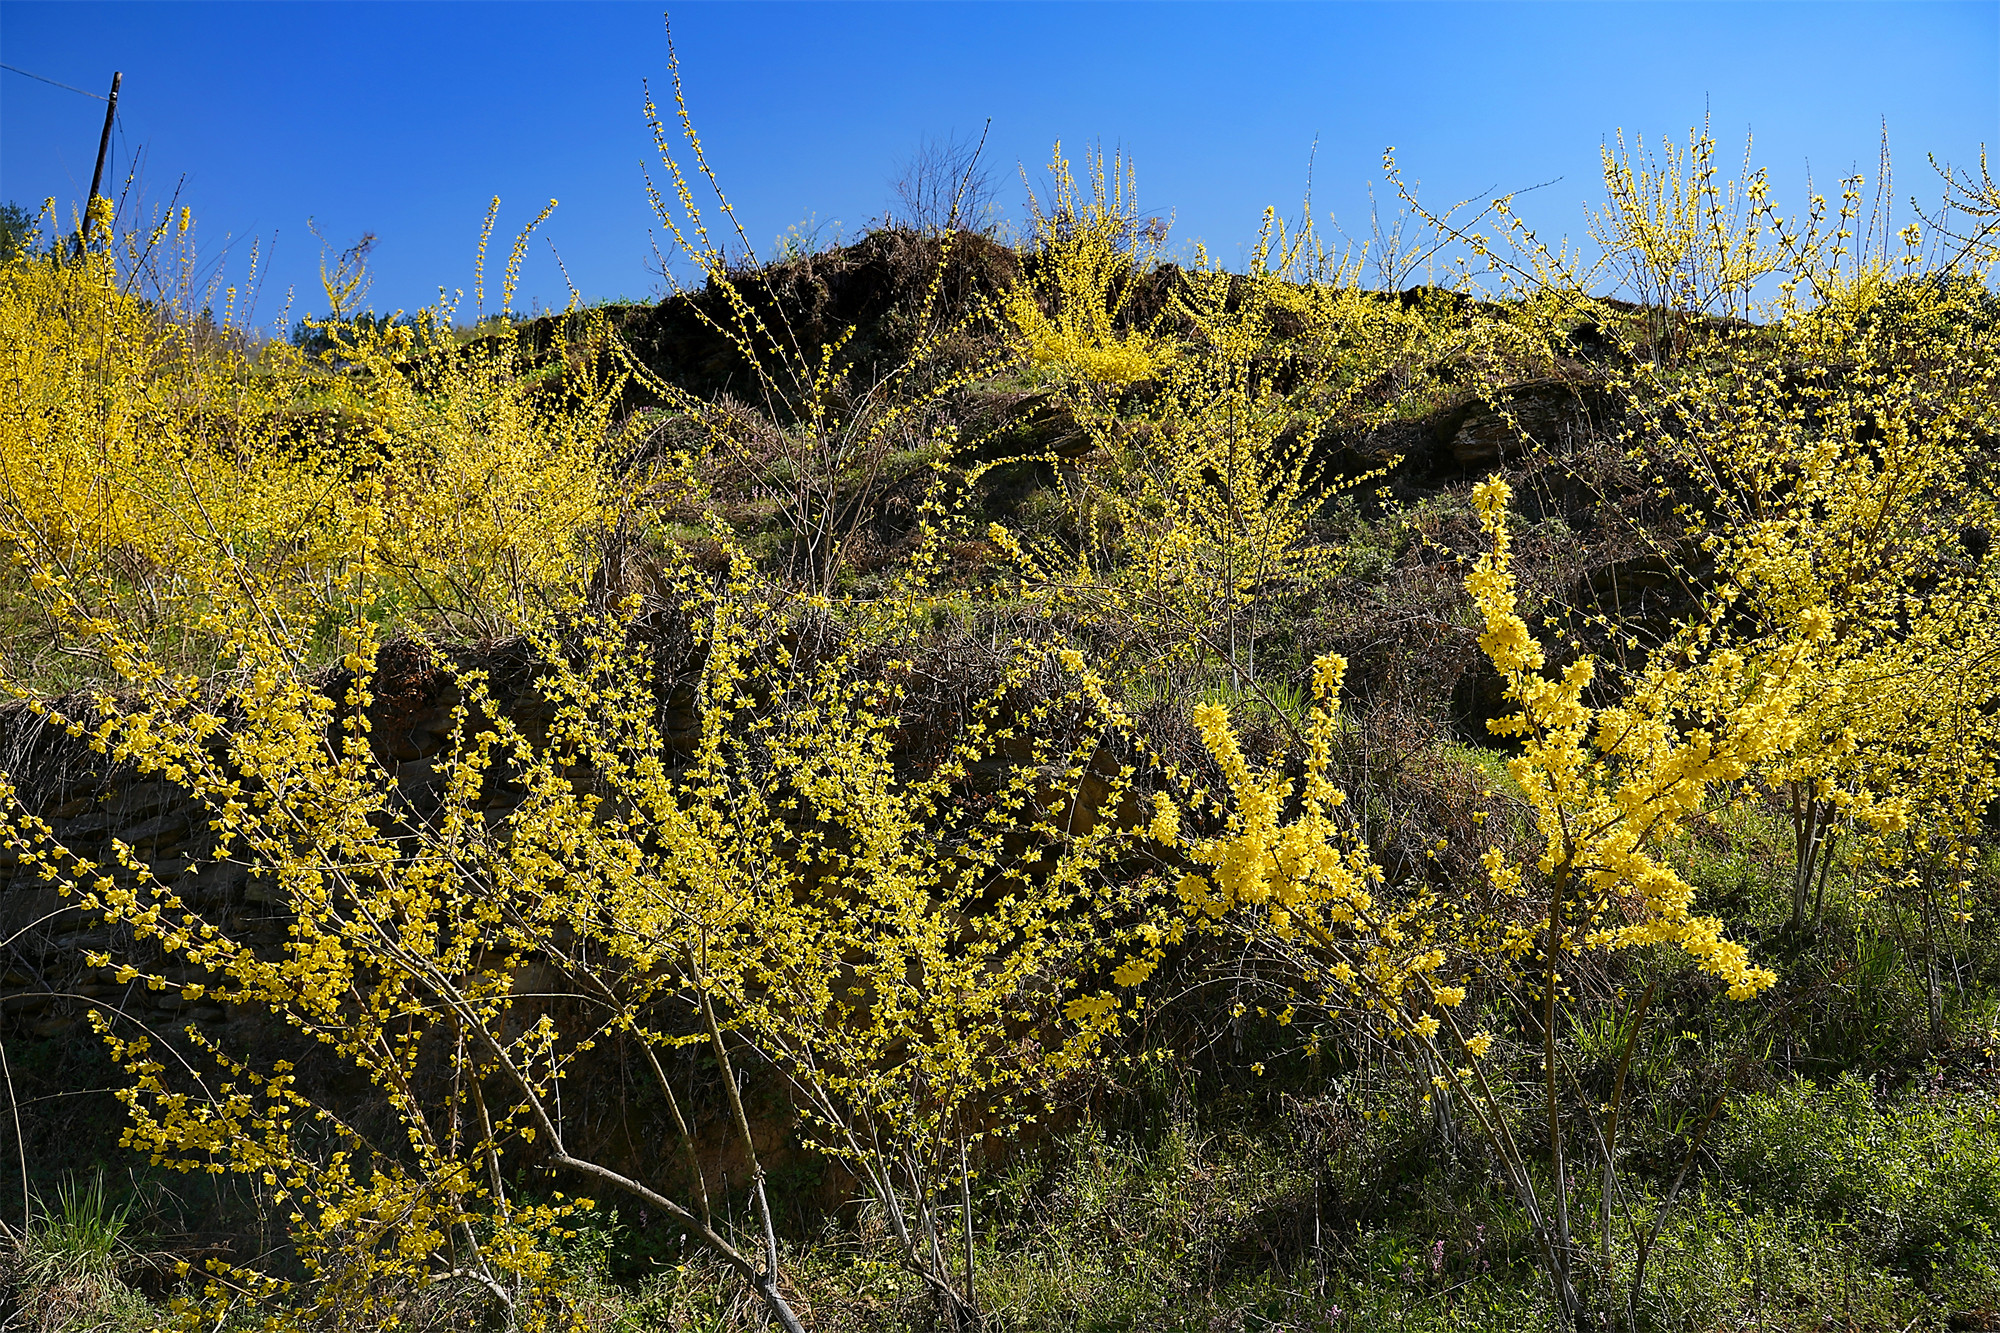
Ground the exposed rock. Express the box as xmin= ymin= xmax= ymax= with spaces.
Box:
xmin=1450 ymin=383 xmax=1588 ymax=469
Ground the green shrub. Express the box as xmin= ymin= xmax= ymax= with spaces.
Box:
xmin=1716 ymin=1073 xmax=2000 ymax=1282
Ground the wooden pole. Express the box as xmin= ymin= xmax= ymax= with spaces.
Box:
xmin=77 ymin=70 xmax=121 ymax=256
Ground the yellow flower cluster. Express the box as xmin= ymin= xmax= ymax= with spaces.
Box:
xmin=1099 ymin=652 xmax=1454 ymax=1031
xmin=1635 ymin=268 xmax=2000 ymax=933
xmin=1469 ymin=479 xmax=1786 ymax=999
xmin=0 ymin=226 xmax=633 ymax=681
xmin=991 ymin=200 xmax=1407 ymax=693
xmin=1005 ymin=145 xmax=1168 ymax=387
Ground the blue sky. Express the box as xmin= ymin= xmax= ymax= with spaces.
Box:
xmin=2 ymin=1 xmax=1995 ymax=330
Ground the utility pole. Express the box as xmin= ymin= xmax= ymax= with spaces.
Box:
xmin=77 ymin=70 xmax=121 ymax=256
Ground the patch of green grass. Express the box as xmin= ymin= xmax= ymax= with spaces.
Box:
xmin=1200 ymin=675 xmax=1315 ymax=729
xmin=3 ymin=1174 xmax=156 ymax=1333
xmin=1662 ymin=799 xmax=1794 ymax=928
xmin=1436 ymin=741 xmax=1520 ymax=801
xmin=1635 ymin=1192 xmax=1995 ymax=1332
xmin=488 ymin=1079 xmax=2000 ymax=1332
xmin=1715 ymin=1073 xmax=2000 ymax=1284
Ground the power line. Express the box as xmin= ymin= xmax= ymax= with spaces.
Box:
xmin=0 ymin=63 xmax=109 ymax=100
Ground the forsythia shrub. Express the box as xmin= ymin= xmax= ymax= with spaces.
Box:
xmin=993 ymin=206 xmax=1445 ymax=695
xmin=1005 ymin=145 xmax=1169 ymax=388
xmin=1642 ymin=268 xmax=2000 ymax=954
xmin=0 ymin=105 xmax=1170 ymax=1330
xmin=0 ymin=213 xmax=633 ymax=683
xmin=0 ymin=537 xmax=1170 ymax=1332
xmin=1077 ymin=476 xmax=1824 ymax=1328
xmin=634 ymin=61 xmax=1008 ymax=597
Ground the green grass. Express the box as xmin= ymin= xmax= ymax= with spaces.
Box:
xmin=513 ymin=1087 xmax=2000 ymax=1332
xmin=4 ymin=1174 xmax=156 ymax=1333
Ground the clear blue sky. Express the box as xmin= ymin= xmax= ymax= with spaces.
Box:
xmin=3 ymin=1 xmax=1995 ymax=330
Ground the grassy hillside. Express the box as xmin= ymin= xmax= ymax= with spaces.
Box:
xmin=1 ymin=128 xmax=1999 ymax=1333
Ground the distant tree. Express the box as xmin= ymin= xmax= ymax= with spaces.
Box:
xmin=889 ymin=128 xmax=998 ymax=236
xmin=290 ymin=309 xmax=413 ymax=358
xmin=291 ymin=223 xmax=406 ymax=359
xmin=0 ymin=201 xmax=42 ymax=263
